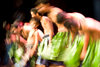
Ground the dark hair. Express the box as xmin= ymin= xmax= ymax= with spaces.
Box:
xmin=35 ymin=0 xmax=49 ymax=5
xmin=64 ymin=20 xmax=77 ymax=29
xmin=64 ymin=20 xmax=71 ymax=29
xmin=11 ymin=20 xmax=23 ymax=28
xmin=30 ymin=17 xmax=40 ymax=26
xmin=56 ymin=12 xmax=66 ymax=24
xmin=30 ymin=8 xmax=38 ymax=14
xmin=11 ymin=21 xmax=19 ymax=28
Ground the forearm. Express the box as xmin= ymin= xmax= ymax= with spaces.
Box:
xmin=49 ymin=32 xmax=54 ymax=43
xmin=83 ymin=33 xmax=90 ymax=51
xmin=31 ymin=42 xmax=38 ymax=56
xmin=80 ymin=33 xmax=90 ymax=60
xmin=38 ymin=6 xmax=50 ymax=14
xmin=35 ymin=3 xmax=45 ymax=9
xmin=30 ymin=32 xmax=39 ymax=57
xmin=20 ymin=36 xmax=27 ymax=44
xmin=36 ymin=3 xmax=50 ymax=13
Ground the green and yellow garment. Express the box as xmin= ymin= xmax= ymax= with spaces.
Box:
xmin=8 ymin=42 xmax=24 ymax=63
xmin=38 ymin=32 xmax=85 ymax=67
xmin=82 ymin=39 xmax=100 ymax=67
xmin=38 ymin=32 xmax=68 ymax=60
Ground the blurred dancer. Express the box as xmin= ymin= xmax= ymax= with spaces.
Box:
xmin=2 ymin=21 xmax=13 ymax=67
xmin=17 ymin=18 xmax=44 ymax=67
xmin=30 ymin=8 xmax=65 ymax=67
xmin=35 ymin=3 xmax=100 ymax=61
xmin=35 ymin=3 xmax=68 ymax=32
xmin=10 ymin=20 xmax=27 ymax=45
xmin=30 ymin=8 xmax=54 ymax=45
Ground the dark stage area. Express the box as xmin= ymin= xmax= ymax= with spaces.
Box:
xmin=0 ymin=0 xmax=95 ymax=23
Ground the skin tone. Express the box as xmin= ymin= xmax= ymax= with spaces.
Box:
xmin=35 ymin=3 xmax=68 ymax=32
xmin=21 ymin=19 xmax=44 ymax=65
xmin=30 ymin=11 xmax=54 ymax=45
xmin=36 ymin=4 xmax=100 ymax=61
xmin=64 ymin=13 xmax=100 ymax=60
xmin=40 ymin=16 xmax=54 ymax=44
xmin=10 ymin=25 xmax=27 ymax=45
xmin=28 ymin=20 xmax=43 ymax=57
xmin=80 ymin=17 xmax=100 ymax=60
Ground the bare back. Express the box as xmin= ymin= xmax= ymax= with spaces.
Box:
xmin=48 ymin=7 xmax=67 ymax=32
xmin=85 ymin=18 xmax=100 ymax=40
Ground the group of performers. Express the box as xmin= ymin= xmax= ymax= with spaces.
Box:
xmin=3 ymin=1 xmax=100 ymax=67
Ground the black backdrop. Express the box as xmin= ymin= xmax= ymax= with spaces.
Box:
xmin=0 ymin=0 xmax=94 ymax=23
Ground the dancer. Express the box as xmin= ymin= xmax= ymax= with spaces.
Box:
xmin=30 ymin=8 xmax=54 ymax=45
xmin=35 ymin=3 xmax=100 ymax=61
xmin=30 ymin=8 xmax=65 ymax=67
xmin=16 ymin=18 xmax=44 ymax=67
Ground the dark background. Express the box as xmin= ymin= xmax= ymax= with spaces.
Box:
xmin=0 ymin=0 xmax=98 ymax=40
xmin=0 ymin=0 xmax=100 ymax=65
xmin=0 ymin=0 xmax=95 ymax=23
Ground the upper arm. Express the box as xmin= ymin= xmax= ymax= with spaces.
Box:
xmin=34 ymin=31 xmax=39 ymax=48
xmin=20 ymin=36 xmax=27 ymax=44
xmin=35 ymin=31 xmax=39 ymax=42
xmin=27 ymin=30 xmax=33 ymax=43
xmin=38 ymin=6 xmax=49 ymax=14
xmin=38 ymin=30 xmax=44 ymax=41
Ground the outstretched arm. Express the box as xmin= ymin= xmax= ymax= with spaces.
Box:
xmin=35 ymin=3 xmax=50 ymax=9
xmin=36 ymin=4 xmax=50 ymax=14
xmin=10 ymin=34 xmax=27 ymax=44
xmin=80 ymin=33 xmax=90 ymax=60
xmin=19 ymin=36 xmax=27 ymax=45
xmin=30 ymin=31 xmax=39 ymax=57
xmin=49 ymin=31 xmax=54 ymax=44
xmin=49 ymin=21 xmax=54 ymax=44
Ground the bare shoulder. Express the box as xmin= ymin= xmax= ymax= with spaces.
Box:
xmin=41 ymin=16 xmax=49 ymax=20
xmin=37 ymin=29 xmax=43 ymax=34
xmin=37 ymin=29 xmax=44 ymax=37
xmin=67 ymin=12 xmax=85 ymax=20
xmin=86 ymin=17 xmax=100 ymax=25
xmin=41 ymin=16 xmax=52 ymax=23
xmin=72 ymin=12 xmax=85 ymax=17
xmin=29 ymin=29 xmax=37 ymax=35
